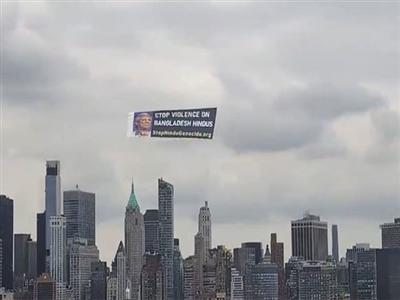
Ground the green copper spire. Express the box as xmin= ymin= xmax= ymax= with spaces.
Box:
xmin=127 ymin=180 xmax=140 ymax=210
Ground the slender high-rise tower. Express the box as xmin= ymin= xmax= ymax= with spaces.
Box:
xmin=332 ymin=224 xmax=339 ymax=262
xmin=0 ymin=195 xmax=13 ymax=290
xmin=125 ymin=182 xmax=145 ymax=300
xmin=158 ymin=178 xmax=174 ymax=300
xmin=45 ymin=161 xmax=62 ymax=251
xmin=198 ymin=201 xmax=212 ymax=252
xmin=50 ymin=215 xmax=67 ymax=300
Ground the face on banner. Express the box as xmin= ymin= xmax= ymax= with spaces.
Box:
xmin=133 ymin=112 xmax=153 ymax=136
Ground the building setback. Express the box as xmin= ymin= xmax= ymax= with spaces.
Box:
xmin=0 ymin=195 xmax=13 ymax=290
xmin=291 ymin=213 xmax=328 ymax=261
xmin=63 ymin=187 xmax=96 ymax=246
xmin=158 ymin=178 xmax=174 ymax=300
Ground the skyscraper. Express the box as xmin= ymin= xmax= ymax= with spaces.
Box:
xmin=332 ymin=224 xmax=339 ymax=262
xmin=141 ymin=253 xmax=166 ymax=300
xmin=291 ymin=212 xmax=328 ymax=261
xmin=63 ymin=187 xmax=96 ymax=245
xmin=270 ymin=233 xmax=284 ymax=300
xmin=250 ymin=259 xmax=278 ymax=300
xmin=45 ymin=161 xmax=62 ymax=252
xmin=90 ymin=261 xmax=108 ymax=300
xmin=67 ymin=238 xmax=99 ymax=300
xmin=49 ymin=215 xmax=67 ymax=300
xmin=183 ymin=256 xmax=197 ymax=300
xmin=111 ymin=241 xmax=128 ymax=300
xmin=0 ymin=195 xmax=13 ymax=290
xmin=125 ymin=183 xmax=145 ymax=300
xmin=380 ymin=218 xmax=400 ymax=249
xmin=230 ymin=268 xmax=244 ymax=300
xmin=144 ymin=209 xmax=159 ymax=253
xmin=0 ymin=238 xmax=2 ymax=288
xmin=37 ymin=212 xmax=46 ymax=275
xmin=198 ymin=201 xmax=212 ymax=252
xmin=158 ymin=178 xmax=174 ymax=300
xmin=14 ymin=233 xmax=31 ymax=290
xmin=173 ymin=239 xmax=184 ymax=300
xmin=27 ymin=239 xmax=38 ymax=280
xmin=376 ymin=248 xmax=400 ymax=300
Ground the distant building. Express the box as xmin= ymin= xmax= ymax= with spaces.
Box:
xmin=214 ymin=246 xmax=232 ymax=299
xmin=125 ymin=183 xmax=145 ymax=300
xmin=332 ymin=225 xmax=339 ymax=262
xmin=110 ymin=241 xmax=128 ymax=300
xmin=67 ymin=238 xmax=99 ymax=300
xmin=376 ymin=248 xmax=400 ymax=300
xmin=90 ymin=261 xmax=108 ymax=300
xmin=173 ymin=239 xmax=184 ymax=300
xmin=27 ymin=239 xmax=37 ymax=280
xmin=45 ymin=161 xmax=62 ymax=263
xmin=63 ymin=187 xmax=96 ymax=246
xmin=270 ymin=233 xmax=285 ymax=300
xmin=198 ymin=201 xmax=212 ymax=253
xmin=33 ymin=273 xmax=56 ymax=300
xmin=141 ymin=253 xmax=166 ymax=300
xmin=286 ymin=258 xmax=337 ymax=300
xmin=291 ymin=213 xmax=328 ymax=261
xmin=183 ymin=256 xmax=198 ymax=300
xmin=0 ymin=238 xmax=2 ymax=288
xmin=380 ymin=218 xmax=400 ymax=249
xmin=36 ymin=212 xmax=46 ymax=276
xmin=49 ymin=215 xmax=67 ymax=300
xmin=158 ymin=178 xmax=174 ymax=300
xmin=0 ymin=195 xmax=14 ymax=290
xmin=346 ymin=243 xmax=370 ymax=263
xmin=249 ymin=247 xmax=278 ymax=300
xmin=107 ymin=277 xmax=118 ymax=300
xmin=230 ymin=268 xmax=244 ymax=300
xmin=14 ymin=234 xmax=32 ymax=291
xmin=144 ymin=210 xmax=159 ymax=253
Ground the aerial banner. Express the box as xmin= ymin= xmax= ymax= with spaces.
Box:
xmin=127 ymin=107 xmax=217 ymax=139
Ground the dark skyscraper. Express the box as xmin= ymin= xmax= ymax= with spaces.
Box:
xmin=90 ymin=261 xmax=108 ymax=300
xmin=376 ymin=248 xmax=400 ymax=300
xmin=37 ymin=212 xmax=46 ymax=275
xmin=241 ymin=242 xmax=263 ymax=265
xmin=0 ymin=195 xmax=14 ymax=290
xmin=27 ymin=239 xmax=38 ymax=279
xmin=158 ymin=178 xmax=174 ymax=300
xmin=0 ymin=238 xmax=2 ymax=288
xmin=380 ymin=218 xmax=400 ymax=249
xmin=144 ymin=209 xmax=159 ymax=253
xmin=14 ymin=233 xmax=31 ymax=289
xmin=63 ymin=187 xmax=96 ymax=245
xmin=332 ymin=224 xmax=339 ymax=262
xmin=173 ymin=239 xmax=184 ymax=300
xmin=291 ymin=213 xmax=328 ymax=261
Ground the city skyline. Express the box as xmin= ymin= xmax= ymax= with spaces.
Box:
xmin=2 ymin=1 xmax=399 ymax=271
xmin=1 ymin=170 xmax=396 ymax=266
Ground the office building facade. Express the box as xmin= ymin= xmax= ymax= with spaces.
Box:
xmin=380 ymin=218 xmax=400 ymax=249
xmin=63 ymin=187 xmax=96 ymax=246
xmin=291 ymin=213 xmax=328 ymax=261
xmin=144 ymin=209 xmax=159 ymax=253
xmin=0 ymin=195 xmax=13 ymax=290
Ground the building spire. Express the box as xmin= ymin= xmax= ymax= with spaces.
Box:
xmin=127 ymin=181 xmax=139 ymax=210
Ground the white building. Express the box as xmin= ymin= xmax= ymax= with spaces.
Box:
xmin=50 ymin=215 xmax=66 ymax=300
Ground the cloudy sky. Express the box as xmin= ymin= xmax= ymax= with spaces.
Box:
xmin=2 ymin=1 xmax=399 ymax=263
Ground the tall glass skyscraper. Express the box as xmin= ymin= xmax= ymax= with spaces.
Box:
xmin=63 ymin=187 xmax=96 ymax=245
xmin=144 ymin=209 xmax=159 ymax=253
xmin=0 ymin=195 xmax=13 ymax=290
xmin=158 ymin=178 xmax=174 ymax=300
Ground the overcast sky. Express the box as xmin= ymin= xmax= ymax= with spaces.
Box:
xmin=2 ymin=1 xmax=399 ymax=263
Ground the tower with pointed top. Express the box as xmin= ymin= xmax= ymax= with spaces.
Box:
xmin=125 ymin=182 xmax=145 ymax=300
xmin=198 ymin=201 xmax=212 ymax=253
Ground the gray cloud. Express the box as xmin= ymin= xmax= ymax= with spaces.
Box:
xmin=3 ymin=1 xmax=399 ymax=261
